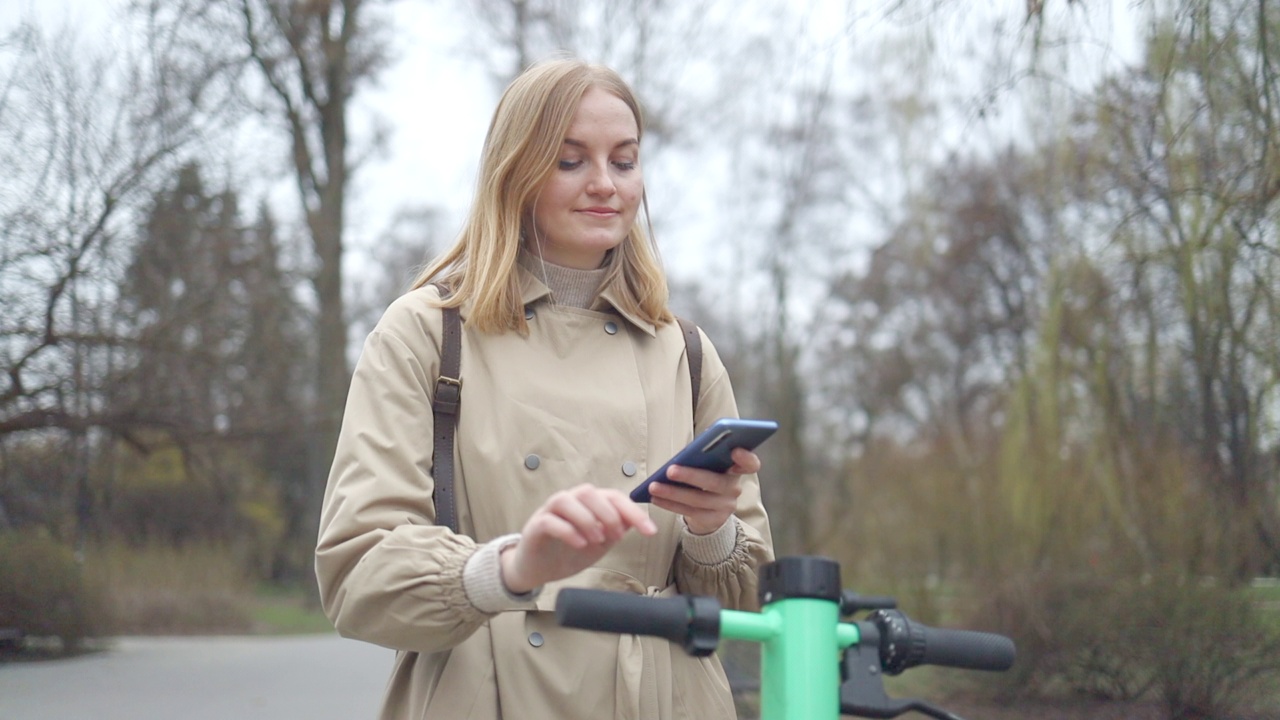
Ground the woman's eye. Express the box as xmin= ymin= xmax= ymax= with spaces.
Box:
xmin=558 ymin=159 xmax=582 ymax=170
xmin=613 ymin=160 xmax=637 ymax=171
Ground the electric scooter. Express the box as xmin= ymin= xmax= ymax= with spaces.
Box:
xmin=556 ymin=556 xmax=1015 ymax=720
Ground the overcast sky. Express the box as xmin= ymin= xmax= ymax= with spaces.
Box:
xmin=1 ymin=1 xmax=491 ymax=260
xmin=3 ymin=1 xmax=1144 ymax=300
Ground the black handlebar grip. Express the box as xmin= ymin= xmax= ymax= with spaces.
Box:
xmin=869 ymin=609 xmax=1015 ymax=674
xmin=916 ymin=625 xmax=1016 ymax=672
xmin=555 ymin=589 xmax=691 ymax=644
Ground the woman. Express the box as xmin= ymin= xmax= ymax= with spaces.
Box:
xmin=316 ymin=58 xmax=773 ymax=720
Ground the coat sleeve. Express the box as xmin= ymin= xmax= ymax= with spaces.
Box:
xmin=315 ymin=290 xmax=490 ymax=653
xmin=672 ymin=329 xmax=775 ymax=611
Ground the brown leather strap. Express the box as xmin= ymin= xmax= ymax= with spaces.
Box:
xmin=676 ymin=316 xmax=702 ymax=421
xmin=432 ymin=296 xmax=462 ymax=533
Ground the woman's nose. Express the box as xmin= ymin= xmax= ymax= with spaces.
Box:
xmin=585 ymin=162 xmax=616 ymax=197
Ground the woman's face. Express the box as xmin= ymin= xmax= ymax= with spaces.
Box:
xmin=529 ymin=87 xmax=643 ymax=270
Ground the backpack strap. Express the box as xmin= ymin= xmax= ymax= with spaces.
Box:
xmin=431 ymin=306 xmax=702 ymax=536
xmin=676 ymin=316 xmax=702 ymax=421
xmin=432 ymin=296 xmax=462 ymax=533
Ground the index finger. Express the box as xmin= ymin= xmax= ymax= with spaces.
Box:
xmin=603 ymin=490 xmax=658 ymax=536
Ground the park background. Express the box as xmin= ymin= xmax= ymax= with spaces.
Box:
xmin=1 ymin=1 xmax=1278 ymax=718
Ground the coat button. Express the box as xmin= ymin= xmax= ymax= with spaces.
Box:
xmin=525 ymin=306 xmax=535 ymax=320
xmin=621 ymin=461 xmax=637 ymax=477
xmin=528 ymin=632 xmax=544 ymax=647
xmin=604 ymin=321 xmax=618 ymax=335
xmin=524 ymin=454 xmax=541 ymax=470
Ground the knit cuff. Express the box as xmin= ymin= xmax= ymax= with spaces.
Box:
xmin=680 ymin=516 xmax=739 ymax=566
xmin=462 ymin=533 xmax=541 ymax=613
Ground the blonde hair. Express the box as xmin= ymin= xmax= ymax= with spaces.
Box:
xmin=411 ymin=59 xmax=673 ymax=334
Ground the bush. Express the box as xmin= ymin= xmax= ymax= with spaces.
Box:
xmin=989 ymin=571 xmax=1280 ymax=719
xmin=1139 ymin=578 xmax=1280 ymax=720
xmin=84 ymin=541 xmax=254 ymax=634
xmin=0 ymin=530 xmax=106 ymax=653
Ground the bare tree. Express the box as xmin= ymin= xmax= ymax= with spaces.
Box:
xmin=821 ymin=149 xmax=1051 ymax=453
xmin=0 ymin=14 xmax=224 ymax=440
xmin=1066 ymin=0 xmax=1280 ymax=576
xmin=232 ymin=0 xmax=390 ymax=445
xmin=458 ymin=0 xmax=759 ymax=146
xmin=228 ymin=0 xmax=391 ymax=523
xmin=134 ymin=0 xmax=395 ymax=557
xmin=347 ymin=205 xmax=446 ymax=342
xmin=811 ymin=0 xmax=1280 ymax=582
xmin=731 ymin=70 xmax=865 ymax=555
xmin=0 ymin=9 xmax=234 ymax=545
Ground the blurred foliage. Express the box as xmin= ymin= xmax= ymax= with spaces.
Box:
xmin=987 ymin=571 xmax=1280 ymax=719
xmin=105 ymin=432 xmax=287 ymax=577
xmin=0 ymin=435 xmax=83 ymax=542
xmin=83 ymin=541 xmax=254 ymax=635
xmin=0 ymin=530 xmax=107 ymax=653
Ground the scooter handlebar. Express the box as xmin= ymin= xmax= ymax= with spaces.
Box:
xmin=555 ymin=589 xmax=1015 ymax=675
xmin=555 ymin=588 xmax=723 ymax=655
xmin=555 ymin=588 xmax=692 ymax=643
xmin=867 ymin=609 xmax=1015 ymax=674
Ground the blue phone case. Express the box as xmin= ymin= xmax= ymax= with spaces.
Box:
xmin=630 ymin=418 xmax=778 ymax=503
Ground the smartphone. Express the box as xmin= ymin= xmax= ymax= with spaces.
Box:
xmin=630 ymin=418 xmax=778 ymax=503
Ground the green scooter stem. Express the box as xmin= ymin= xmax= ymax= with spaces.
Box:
xmin=721 ymin=599 xmax=860 ymax=720
xmin=553 ymin=555 xmax=1014 ymax=720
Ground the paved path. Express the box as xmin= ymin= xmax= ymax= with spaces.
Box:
xmin=0 ymin=634 xmax=392 ymax=719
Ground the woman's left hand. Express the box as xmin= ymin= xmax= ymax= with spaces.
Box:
xmin=648 ymin=447 xmax=759 ymax=535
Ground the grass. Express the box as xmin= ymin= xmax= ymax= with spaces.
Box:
xmin=248 ymin=584 xmax=334 ymax=635
xmin=1251 ymin=578 xmax=1280 ymax=619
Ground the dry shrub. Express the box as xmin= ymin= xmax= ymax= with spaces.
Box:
xmin=0 ymin=530 xmax=107 ymax=653
xmin=984 ymin=570 xmax=1280 ymax=719
xmin=84 ymin=542 xmax=254 ymax=634
xmin=1137 ymin=578 xmax=1280 ymax=720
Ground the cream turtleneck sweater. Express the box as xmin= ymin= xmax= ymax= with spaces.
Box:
xmin=517 ymin=249 xmax=608 ymax=309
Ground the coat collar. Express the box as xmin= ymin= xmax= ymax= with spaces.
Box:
xmin=516 ymin=265 xmax=658 ymax=337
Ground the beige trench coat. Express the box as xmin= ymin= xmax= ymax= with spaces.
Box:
xmin=316 ymin=269 xmax=774 ymax=720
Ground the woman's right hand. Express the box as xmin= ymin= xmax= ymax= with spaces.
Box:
xmin=499 ymin=484 xmax=657 ymax=594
